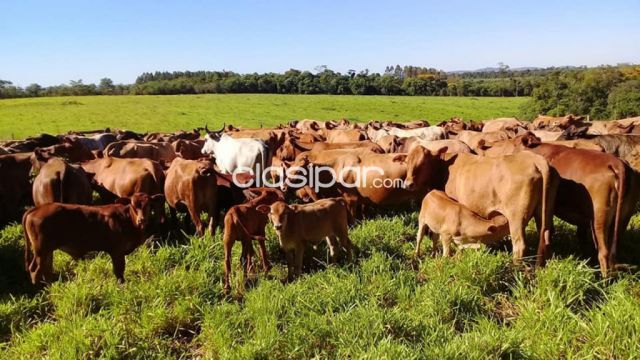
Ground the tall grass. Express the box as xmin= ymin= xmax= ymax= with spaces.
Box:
xmin=2 ymin=212 xmax=639 ymax=358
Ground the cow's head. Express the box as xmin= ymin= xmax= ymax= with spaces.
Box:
xmin=202 ymin=123 xmax=226 ymax=155
xmin=258 ymin=201 xmax=290 ymax=233
xmin=123 ymin=193 xmax=165 ymax=229
xmin=403 ymin=146 xmax=448 ymax=191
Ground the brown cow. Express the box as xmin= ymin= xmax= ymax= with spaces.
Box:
xmin=497 ymin=143 xmax=640 ymax=275
xmin=258 ymin=197 xmax=352 ymax=281
xmin=322 ymin=129 xmax=367 ymax=143
xmin=416 ymin=190 xmax=509 ymax=257
xmin=164 ymin=158 xmax=219 ymax=235
xmin=172 ymin=139 xmax=205 ymax=160
xmin=285 ymin=149 xmax=425 ymax=219
xmin=482 ymin=118 xmax=530 ymax=133
xmin=22 ymin=192 xmax=164 ymax=284
xmin=0 ymin=153 xmax=33 ymax=224
xmin=32 ymin=158 xmax=93 ymax=206
xmin=532 ymin=114 xmax=585 ymax=131
xmin=453 ymin=130 xmax=511 ymax=152
xmin=33 ymin=138 xmax=95 ymax=163
xmin=276 ymin=138 xmax=383 ymax=162
xmin=404 ymin=148 xmax=558 ymax=265
xmin=222 ymin=187 xmax=284 ymax=292
xmin=104 ymin=141 xmax=177 ymax=165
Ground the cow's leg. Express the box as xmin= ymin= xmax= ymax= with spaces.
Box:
xmin=188 ymin=207 xmax=204 ymax=236
xmin=30 ymin=251 xmax=52 ymax=284
xmin=294 ymin=245 xmax=305 ymax=279
xmin=441 ymin=234 xmax=453 ymax=257
xmin=110 ymin=253 xmax=126 ymax=283
xmin=431 ymin=232 xmax=440 ymax=257
xmin=592 ymin=209 xmax=611 ymax=276
xmin=533 ymin=212 xmax=549 ymax=267
xmin=325 ymin=236 xmax=337 ymax=262
xmin=285 ymin=249 xmax=295 ymax=282
xmin=256 ymin=238 xmax=271 ymax=273
xmin=223 ymin=230 xmax=235 ymax=293
xmin=415 ymin=221 xmax=427 ymax=257
xmin=509 ymin=220 xmax=527 ymax=263
xmin=169 ymin=207 xmax=178 ymax=228
xmin=337 ymin=229 xmax=353 ymax=262
xmin=242 ymin=240 xmax=256 ymax=276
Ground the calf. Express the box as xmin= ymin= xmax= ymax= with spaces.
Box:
xmin=416 ymin=190 xmax=509 ymax=257
xmin=22 ymin=193 xmax=164 ymax=284
xmin=258 ymin=197 xmax=352 ymax=282
xmin=222 ymin=187 xmax=284 ymax=292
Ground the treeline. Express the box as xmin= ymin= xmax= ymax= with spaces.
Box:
xmin=521 ymin=65 xmax=640 ymax=120
xmin=1 ymin=64 xmax=639 ymax=119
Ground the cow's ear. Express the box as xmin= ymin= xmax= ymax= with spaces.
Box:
xmin=199 ymin=167 xmax=214 ymax=176
xmin=256 ymin=205 xmax=270 ymax=214
xmin=436 ymin=146 xmax=448 ymax=156
xmin=487 ymin=225 xmax=498 ymax=234
xmin=477 ymin=140 xmax=489 ymax=150
xmin=392 ymin=154 xmax=407 ymax=163
xmin=151 ymin=194 xmax=165 ymax=204
xmin=115 ymin=197 xmax=130 ymax=205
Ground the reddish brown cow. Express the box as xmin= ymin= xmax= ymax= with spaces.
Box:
xmin=164 ymin=158 xmax=219 ymax=235
xmin=0 ymin=153 xmax=33 ymax=225
xmin=32 ymin=158 xmax=93 ymax=206
xmin=33 ymin=138 xmax=95 ymax=163
xmin=172 ymin=139 xmax=205 ymax=160
xmin=104 ymin=141 xmax=177 ymax=165
xmin=23 ymin=193 xmax=164 ymax=284
xmin=222 ymin=187 xmax=284 ymax=292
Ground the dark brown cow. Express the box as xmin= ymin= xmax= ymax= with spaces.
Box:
xmin=33 ymin=138 xmax=95 ymax=163
xmin=222 ymin=187 xmax=284 ymax=292
xmin=2 ymin=134 xmax=60 ymax=153
xmin=23 ymin=193 xmax=164 ymax=284
xmin=32 ymin=158 xmax=92 ymax=206
xmin=0 ymin=153 xmax=33 ymax=224
xmin=164 ymin=158 xmax=219 ymax=235
xmin=172 ymin=139 xmax=205 ymax=160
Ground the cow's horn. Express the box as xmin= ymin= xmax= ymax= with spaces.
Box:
xmin=205 ymin=124 xmax=210 ymax=133
xmin=217 ymin=123 xmax=225 ymax=133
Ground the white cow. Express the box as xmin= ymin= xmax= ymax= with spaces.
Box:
xmin=201 ymin=129 xmax=270 ymax=175
xmin=388 ymin=126 xmax=446 ymax=141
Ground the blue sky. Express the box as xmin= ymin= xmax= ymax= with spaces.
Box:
xmin=1 ymin=0 xmax=639 ymax=86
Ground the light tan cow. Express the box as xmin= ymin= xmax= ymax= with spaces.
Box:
xmin=482 ymin=118 xmax=529 ymax=133
xmin=404 ymin=148 xmax=558 ymax=265
xmin=416 ymin=190 xmax=509 ymax=257
xmin=258 ymin=197 xmax=352 ymax=281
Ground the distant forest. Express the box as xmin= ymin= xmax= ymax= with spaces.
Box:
xmin=1 ymin=64 xmax=639 ymax=119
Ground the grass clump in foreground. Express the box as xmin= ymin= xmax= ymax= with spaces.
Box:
xmin=1 ymin=213 xmax=640 ymax=358
xmin=0 ymin=94 xmax=527 ymax=139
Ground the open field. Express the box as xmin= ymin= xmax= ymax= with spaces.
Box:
xmin=0 ymin=94 xmax=527 ymax=139
xmin=1 ymin=96 xmax=640 ymax=358
xmin=2 ymin=215 xmax=640 ymax=358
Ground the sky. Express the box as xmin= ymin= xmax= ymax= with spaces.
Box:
xmin=1 ymin=0 xmax=639 ymax=87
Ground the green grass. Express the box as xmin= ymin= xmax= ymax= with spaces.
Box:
xmin=0 ymin=94 xmax=527 ymax=139
xmin=2 ymin=213 xmax=640 ymax=358
xmin=1 ymin=95 xmax=639 ymax=358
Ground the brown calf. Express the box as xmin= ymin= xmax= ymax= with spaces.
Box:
xmin=22 ymin=193 xmax=164 ymax=284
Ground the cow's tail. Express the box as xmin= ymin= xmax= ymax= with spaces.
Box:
xmin=535 ymin=156 xmax=557 ymax=264
xmin=610 ymin=161 xmax=627 ymax=269
xmin=22 ymin=209 xmax=33 ymax=272
xmin=235 ymin=212 xmax=265 ymax=242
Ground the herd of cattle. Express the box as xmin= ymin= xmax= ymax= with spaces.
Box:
xmin=2 ymin=114 xmax=640 ymax=292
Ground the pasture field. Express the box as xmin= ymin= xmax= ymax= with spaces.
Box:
xmin=0 ymin=94 xmax=527 ymax=139
xmin=1 ymin=97 xmax=640 ymax=358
